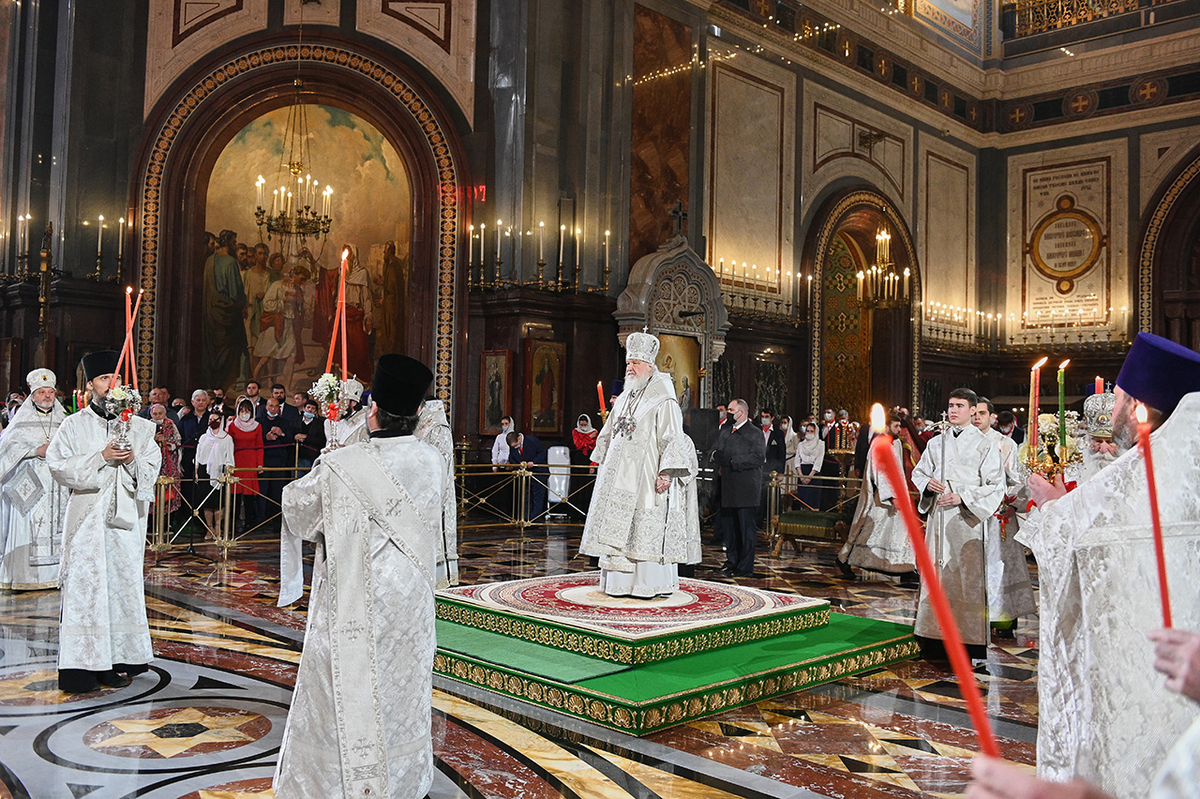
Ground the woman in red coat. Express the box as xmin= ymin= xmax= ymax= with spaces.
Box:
xmin=570 ymin=414 xmax=599 ymax=516
xmin=227 ymin=397 xmax=263 ymax=531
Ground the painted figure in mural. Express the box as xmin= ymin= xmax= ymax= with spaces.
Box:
xmin=243 ymin=243 xmax=275 ymax=377
xmin=534 ymin=349 xmax=557 ymax=428
xmin=314 ymin=244 xmax=374 ymax=382
xmin=375 ymin=240 xmax=409 ymax=355
xmin=254 ymin=265 xmax=310 ymax=393
xmin=485 ymin=362 xmax=503 ymax=430
xmin=202 ymin=229 xmax=248 ymax=391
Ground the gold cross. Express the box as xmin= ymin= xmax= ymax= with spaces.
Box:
xmin=1070 ymin=94 xmax=1091 ymax=114
xmin=1008 ymin=106 xmax=1027 ymax=125
xmin=1138 ymin=82 xmax=1159 ymax=101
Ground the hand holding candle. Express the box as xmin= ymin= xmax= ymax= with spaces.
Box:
xmin=1137 ymin=403 xmax=1172 ymax=628
xmin=867 ymin=403 xmax=1000 ymax=758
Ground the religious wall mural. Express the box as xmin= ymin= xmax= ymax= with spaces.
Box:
xmin=203 ymin=105 xmax=412 ymax=394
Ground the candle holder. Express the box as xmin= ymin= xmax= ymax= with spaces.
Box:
xmin=597 ymin=408 xmax=609 ymax=425
xmin=90 ymin=254 xmax=104 ymax=282
xmin=1017 ymin=413 xmax=1083 ymax=481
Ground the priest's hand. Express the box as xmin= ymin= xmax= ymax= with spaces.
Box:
xmin=968 ymin=756 xmax=1114 ymax=799
xmin=1027 ymin=474 xmax=1067 ymax=507
xmin=655 ymin=475 xmax=671 ymax=493
xmin=1148 ymin=627 xmax=1200 ymax=703
xmin=36 ymin=444 xmax=48 ymax=458
xmin=102 ymin=442 xmax=134 ymax=464
xmin=936 ymin=492 xmax=962 ymax=507
xmin=927 ymin=478 xmax=947 ymax=494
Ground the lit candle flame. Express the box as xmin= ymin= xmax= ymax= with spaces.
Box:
xmin=1059 ymin=359 xmax=1070 ymax=369
xmin=126 ymin=286 xmax=132 ymax=295
xmin=870 ymin=402 xmax=885 ymax=434
xmin=1032 ymin=356 xmax=1048 ymax=369
xmin=1136 ymin=403 xmax=1148 ymax=425
xmin=342 ymin=248 xmax=349 ymax=261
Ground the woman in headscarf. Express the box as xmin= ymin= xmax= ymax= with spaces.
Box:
xmin=195 ymin=409 xmax=235 ymax=539
xmin=149 ymin=403 xmax=182 ymax=515
xmin=792 ymin=421 xmax=825 ymax=511
xmin=226 ymin=397 xmax=263 ymax=532
xmin=570 ymin=414 xmax=599 ymax=516
xmin=781 ymin=415 xmax=800 ymax=510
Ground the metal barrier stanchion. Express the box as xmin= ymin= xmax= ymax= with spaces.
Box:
xmin=217 ymin=467 xmax=236 ymax=563
xmin=150 ymin=475 xmax=172 ymax=556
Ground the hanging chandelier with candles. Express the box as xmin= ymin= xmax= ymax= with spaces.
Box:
xmin=856 ymin=225 xmax=910 ymax=309
xmin=253 ymin=17 xmax=332 ymax=256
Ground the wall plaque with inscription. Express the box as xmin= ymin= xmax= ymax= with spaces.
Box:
xmin=1027 ymin=194 xmax=1105 ymax=293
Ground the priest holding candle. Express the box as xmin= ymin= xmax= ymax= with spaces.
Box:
xmin=1019 ymin=332 xmax=1200 ymax=799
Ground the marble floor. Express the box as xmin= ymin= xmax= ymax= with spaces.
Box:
xmin=0 ymin=528 xmax=1039 ymax=798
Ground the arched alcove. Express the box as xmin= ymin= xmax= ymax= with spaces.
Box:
xmin=128 ymin=40 xmax=468 ymax=403
xmin=1142 ymin=145 xmax=1200 ymax=348
xmin=803 ymin=188 xmax=922 ymax=418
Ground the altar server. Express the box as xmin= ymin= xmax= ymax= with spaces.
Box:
xmin=837 ymin=411 xmax=915 ymax=577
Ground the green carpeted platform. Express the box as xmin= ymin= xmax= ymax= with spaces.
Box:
xmin=435 ymin=612 xmax=917 ymax=734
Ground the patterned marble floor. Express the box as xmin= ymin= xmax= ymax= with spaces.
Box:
xmin=0 ymin=527 xmax=1039 ymax=798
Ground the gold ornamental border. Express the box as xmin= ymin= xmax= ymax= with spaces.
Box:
xmin=135 ymin=42 xmax=460 ymax=400
xmin=1026 ymin=194 xmax=1105 ymax=294
xmin=433 ymin=636 xmax=918 ymax=735
xmin=808 ymin=190 xmax=922 ymax=416
xmin=436 ymin=600 xmax=831 ymax=665
xmin=1140 ymin=149 xmax=1200 ymax=334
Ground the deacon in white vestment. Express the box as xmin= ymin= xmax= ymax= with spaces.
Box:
xmin=838 ymin=413 xmax=915 ymax=575
xmin=911 ymin=388 xmax=1005 ymax=651
xmin=46 ymin=351 xmax=161 ymax=693
xmin=973 ymin=398 xmax=1035 ymax=629
xmin=580 ymin=331 xmax=701 ymax=598
xmin=414 ymin=398 xmax=458 ymax=588
xmin=0 ymin=369 xmax=69 ymax=589
xmin=1018 ymin=333 xmax=1200 ymax=798
xmin=276 ymin=354 xmax=448 ymax=799
xmin=322 ymin=377 xmax=368 ymax=450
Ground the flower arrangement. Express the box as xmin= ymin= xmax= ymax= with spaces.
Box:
xmin=103 ymin=384 xmax=142 ymax=450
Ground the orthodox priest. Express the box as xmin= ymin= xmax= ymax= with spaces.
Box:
xmin=414 ymin=398 xmax=459 ymax=588
xmin=324 ymin=376 xmax=368 ymax=450
xmin=973 ymin=397 xmax=1035 ymax=635
xmin=910 ymin=387 xmax=1005 ymax=659
xmin=46 ymin=351 xmax=161 ymax=692
xmin=1018 ymin=332 xmax=1200 ymax=799
xmin=275 ymin=354 xmax=447 ymax=799
xmin=837 ymin=411 xmax=915 ymax=577
xmin=0 ymin=368 xmax=69 ymax=590
xmin=580 ymin=331 xmax=701 ymax=598
xmin=1077 ymin=385 xmax=1118 ymax=483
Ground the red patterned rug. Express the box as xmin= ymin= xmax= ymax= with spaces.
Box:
xmin=439 ymin=571 xmax=827 ymax=640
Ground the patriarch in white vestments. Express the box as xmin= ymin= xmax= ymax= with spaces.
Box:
xmin=579 ymin=331 xmax=701 ymax=598
xmin=322 ymin=376 xmax=368 ymax=450
xmin=46 ymin=350 xmax=161 ymax=693
xmin=0 ymin=368 xmax=69 ymax=590
xmin=1020 ymin=332 xmax=1200 ymax=799
xmin=276 ymin=354 xmax=452 ymax=799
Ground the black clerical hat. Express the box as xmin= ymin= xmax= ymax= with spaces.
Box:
xmin=81 ymin=350 xmax=121 ymax=381
xmin=1116 ymin=332 xmax=1200 ymax=416
xmin=610 ymin=379 xmax=624 ymax=396
xmin=372 ymin=354 xmax=433 ymax=416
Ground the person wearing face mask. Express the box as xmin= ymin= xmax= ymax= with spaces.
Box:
xmin=792 ymin=422 xmax=826 ymax=511
xmin=258 ymin=396 xmax=298 ymax=530
xmin=149 ymin=403 xmax=182 ymax=517
xmin=714 ymin=398 xmax=765 ymax=577
xmin=46 ymin=351 xmax=162 ymax=692
xmin=760 ymin=409 xmax=787 ymax=526
xmin=0 ymin=369 xmax=70 ymax=590
xmin=492 ymin=415 xmax=515 ymax=470
xmin=194 ymin=411 xmax=235 ymax=537
xmin=819 ymin=408 xmax=836 ymax=440
xmin=571 ymin=414 xmax=599 ymax=516
xmin=227 ymin=397 xmax=264 ymax=533
xmin=295 ymin=400 xmax=326 ymax=469
xmin=994 ymin=411 xmax=1024 ymax=445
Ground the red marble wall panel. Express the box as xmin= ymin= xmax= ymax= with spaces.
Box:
xmin=629 ymin=5 xmax=692 ymax=267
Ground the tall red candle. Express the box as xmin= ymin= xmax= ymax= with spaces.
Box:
xmin=597 ymin=381 xmax=606 ymax=413
xmin=113 ymin=288 xmax=142 ymax=385
xmin=339 ymin=249 xmax=349 ymax=380
xmin=1095 ymin=376 xmax=1104 ymax=395
xmin=1136 ymin=403 xmax=1172 ymax=628
xmin=868 ymin=404 xmax=1000 ymax=758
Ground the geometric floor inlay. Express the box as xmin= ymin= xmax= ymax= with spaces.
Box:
xmin=84 ymin=706 xmax=271 ymax=758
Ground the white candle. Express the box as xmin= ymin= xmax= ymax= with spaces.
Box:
xmin=495 ymin=219 xmax=502 ymax=262
xmin=539 ymin=221 xmax=545 ymax=261
xmin=468 ymin=225 xmax=474 ymax=268
xmin=857 ymin=271 xmax=864 ymax=301
xmin=558 ymin=225 xmax=566 ymax=268
xmin=97 ymin=215 xmax=104 ymax=257
xmin=305 ymin=175 xmax=312 ymax=207
xmin=256 ymin=178 xmax=263 ymax=209
xmin=807 ymin=274 xmax=813 ymax=307
xmin=575 ymin=227 xmax=581 ymax=267
xmin=118 ymin=217 xmax=125 ymax=260
xmin=479 ymin=223 xmax=485 ymax=265
xmin=604 ymin=230 xmax=610 ymax=274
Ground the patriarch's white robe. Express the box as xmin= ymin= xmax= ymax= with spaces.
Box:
xmin=275 ymin=435 xmax=450 ymax=799
xmin=579 ymin=371 xmax=700 ymax=597
xmin=1015 ymin=393 xmax=1200 ymax=799
xmin=46 ymin=406 xmax=160 ymax=671
xmin=323 ymin=408 xmax=368 ymax=450
xmin=910 ymin=425 xmax=1005 ymax=646
xmin=0 ymin=397 xmax=69 ymax=589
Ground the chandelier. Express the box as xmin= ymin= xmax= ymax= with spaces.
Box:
xmin=856 ymin=225 xmax=910 ymax=309
xmin=253 ymin=19 xmax=332 ymax=256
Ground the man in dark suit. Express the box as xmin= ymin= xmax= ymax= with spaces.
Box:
xmin=760 ymin=408 xmax=787 ymax=525
xmin=715 ymin=398 xmax=766 ymax=576
xmin=507 ymin=431 xmax=548 ymax=521
xmin=258 ymin=396 xmax=297 ymax=530
xmin=268 ymin=383 xmax=301 ymax=426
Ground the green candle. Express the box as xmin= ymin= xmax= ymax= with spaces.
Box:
xmin=1058 ymin=359 xmax=1070 ymax=447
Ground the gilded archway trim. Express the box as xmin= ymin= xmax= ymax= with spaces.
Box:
xmin=1140 ymin=150 xmax=1200 ymax=334
xmin=135 ymin=42 xmax=460 ymax=401
xmin=808 ymin=190 xmax=922 ymax=415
